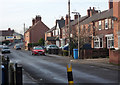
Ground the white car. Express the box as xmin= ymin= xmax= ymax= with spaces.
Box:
xmin=1 ymin=46 xmax=11 ymax=53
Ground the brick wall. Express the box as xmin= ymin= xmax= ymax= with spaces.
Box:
xmin=109 ymin=49 xmax=120 ymax=64
xmin=30 ymin=21 xmax=49 ymax=43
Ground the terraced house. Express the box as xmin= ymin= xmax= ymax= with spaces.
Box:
xmin=62 ymin=0 xmax=120 ymax=50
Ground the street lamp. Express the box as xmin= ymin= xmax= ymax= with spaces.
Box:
xmin=72 ymin=12 xmax=80 ymax=58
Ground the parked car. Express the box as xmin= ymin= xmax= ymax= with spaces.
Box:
xmin=14 ymin=44 xmax=21 ymax=50
xmin=1 ymin=46 xmax=11 ymax=54
xmin=31 ymin=46 xmax=45 ymax=55
xmin=46 ymin=45 xmax=59 ymax=51
xmin=0 ymin=45 xmax=3 ymax=52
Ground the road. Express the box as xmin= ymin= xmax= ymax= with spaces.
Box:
xmin=5 ymin=47 xmax=119 ymax=85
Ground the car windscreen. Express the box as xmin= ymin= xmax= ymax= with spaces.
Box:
xmin=3 ymin=47 xmax=9 ymax=49
xmin=34 ymin=47 xmax=43 ymax=50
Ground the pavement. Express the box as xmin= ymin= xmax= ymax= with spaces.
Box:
xmin=46 ymin=54 xmax=120 ymax=71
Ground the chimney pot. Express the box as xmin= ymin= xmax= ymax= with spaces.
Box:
xmin=65 ymin=14 xmax=69 ymax=25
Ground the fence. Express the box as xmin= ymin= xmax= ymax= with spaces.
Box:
xmin=79 ymin=48 xmax=109 ymax=59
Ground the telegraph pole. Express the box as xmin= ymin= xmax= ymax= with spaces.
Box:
xmin=68 ymin=0 xmax=71 ymax=57
xmin=24 ymin=23 xmax=25 ymax=36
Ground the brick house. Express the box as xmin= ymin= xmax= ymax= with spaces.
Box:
xmin=45 ymin=17 xmax=66 ymax=47
xmin=45 ymin=15 xmax=75 ymax=47
xmin=24 ymin=15 xmax=49 ymax=49
xmin=0 ymin=28 xmax=14 ymax=43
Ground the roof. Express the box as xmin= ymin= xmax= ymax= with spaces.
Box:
xmin=80 ymin=8 xmax=113 ymax=25
xmin=0 ymin=30 xmax=14 ymax=36
xmin=46 ymin=26 xmax=56 ymax=33
xmin=70 ymin=15 xmax=88 ymax=26
xmin=61 ymin=15 xmax=88 ymax=29
xmin=56 ymin=19 xmax=65 ymax=28
xmin=25 ymin=20 xmax=49 ymax=33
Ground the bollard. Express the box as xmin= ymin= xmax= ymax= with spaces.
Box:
xmin=67 ymin=64 xmax=74 ymax=85
xmin=1 ymin=65 xmax=5 ymax=85
xmin=9 ymin=63 xmax=15 ymax=85
xmin=15 ymin=63 xmax=22 ymax=85
xmin=2 ymin=56 xmax=9 ymax=85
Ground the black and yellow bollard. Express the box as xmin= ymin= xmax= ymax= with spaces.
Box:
xmin=67 ymin=64 xmax=74 ymax=85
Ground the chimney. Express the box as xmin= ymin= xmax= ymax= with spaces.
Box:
xmin=87 ymin=7 xmax=98 ymax=17
xmin=65 ymin=14 xmax=69 ymax=25
xmin=74 ymin=14 xmax=81 ymax=20
xmin=32 ymin=19 xmax=35 ymax=25
xmin=113 ymin=0 xmax=120 ymax=18
xmin=87 ymin=7 xmax=91 ymax=17
xmin=109 ymin=0 xmax=113 ymax=9
xmin=61 ymin=16 xmax=64 ymax=20
xmin=8 ymin=28 xmax=11 ymax=31
xmin=35 ymin=15 xmax=41 ymax=23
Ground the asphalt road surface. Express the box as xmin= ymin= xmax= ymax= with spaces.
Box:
xmin=5 ymin=48 xmax=119 ymax=85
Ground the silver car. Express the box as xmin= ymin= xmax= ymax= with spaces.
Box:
xmin=1 ymin=46 xmax=11 ymax=53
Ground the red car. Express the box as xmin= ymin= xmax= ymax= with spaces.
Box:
xmin=31 ymin=46 xmax=45 ymax=55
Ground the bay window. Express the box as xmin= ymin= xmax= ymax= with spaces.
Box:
xmin=107 ymin=36 xmax=114 ymax=48
xmin=94 ymin=37 xmax=103 ymax=48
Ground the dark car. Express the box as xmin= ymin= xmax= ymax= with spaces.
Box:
xmin=14 ymin=44 xmax=21 ymax=50
xmin=31 ymin=46 xmax=45 ymax=55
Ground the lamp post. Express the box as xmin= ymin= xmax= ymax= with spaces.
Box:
xmin=72 ymin=12 xmax=80 ymax=58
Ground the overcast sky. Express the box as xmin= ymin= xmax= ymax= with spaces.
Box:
xmin=0 ymin=0 xmax=108 ymax=34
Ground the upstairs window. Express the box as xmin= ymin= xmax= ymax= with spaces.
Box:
xmin=83 ymin=25 xmax=86 ymax=33
xmin=99 ymin=21 xmax=102 ymax=30
xmin=108 ymin=19 xmax=112 ymax=29
xmin=112 ymin=20 xmax=114 ymax=29
xmin=53 ymin=31 xmax=54 ymax=36
xmin=105 ymin=19 xmax=108 ymax=29
xmin=88 ymin=25 xmax=91 ymax=32
xmin=118 ymin=36 xmax=120 ymax=48
xmin=81 ymin=25 xmax=84 ymax=32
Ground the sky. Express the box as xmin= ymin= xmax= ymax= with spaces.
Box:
xmin=0 ymin=0 xmax=108 ymax=34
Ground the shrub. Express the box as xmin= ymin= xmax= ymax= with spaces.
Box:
xmin=110 ymin=48 xmax=115 ymax=50
xmin=62 ymin=50 xmax=68 ymax=56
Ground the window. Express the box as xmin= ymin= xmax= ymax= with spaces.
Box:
xmin=94 ymin=37 xmax=99 ymax=48
xmin=108 ymin=19 xmax=112 ymax=29
xmin=105 ymin=19 xmax=108 ymax=29
xmin=112 ymin=20 xmax=114 ymax=29
xmin=56 ymin=30 xmax=58 ymax=35
xmin=118 ymin=37 xmax=120 ymax=48
xmin=107 ymin=36 xmax=114 ymax=48
xmin=88 ymin=25 xmax=91 ymax=32
xmin=53 ymin=31 xmax=54 ymax=36
xmin=83 ymin=26 xmax=86 ymax=32
xmin=94 ymin=37 xmax=103 ymax=48
xmin=81 ymin=25 xmax=84 ymax=31
xmin=99 ymin=21 xmax=102 ymax=30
